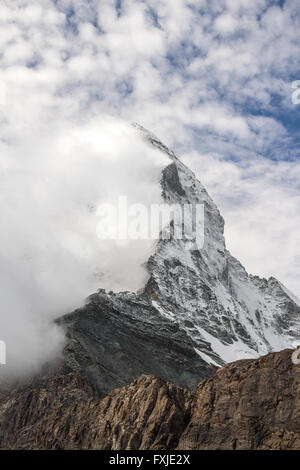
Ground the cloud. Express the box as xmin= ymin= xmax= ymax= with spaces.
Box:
xmin=214 ymin=13 xmax=239 ymax=34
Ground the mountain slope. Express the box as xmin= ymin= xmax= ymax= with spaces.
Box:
xmin=0 ymin=349 xmax=298 ymax=450
xmin=178 ymin=348 xmax=300 ymax=450
xmin=56 ymin=289 xmax=212 ymax=398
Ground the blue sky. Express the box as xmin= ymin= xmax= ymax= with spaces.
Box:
xmin=0 ymin=0 xmax=299 ymax=297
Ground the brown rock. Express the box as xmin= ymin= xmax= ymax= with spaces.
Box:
xmin=0 ymin=373 xmax=192 ymax=450
xmin=178 ymin=348 xmax=300 ymax=450
xmin=0 ymin=349 xmax=299 ymax=450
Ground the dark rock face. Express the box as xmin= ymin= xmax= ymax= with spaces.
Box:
xmin=0 ymin=349 xmax=299 ymax=450
xmin=57 ymin=289 xmax=212 ymax=398
xmin=162 ymin=162 xmax=186 ymax=197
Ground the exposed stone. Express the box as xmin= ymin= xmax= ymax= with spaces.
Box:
xmin=178 ymin=348 xmax=300 ymax=450
xmin=56 ymin=289 xmax=211 ymax=398
xmin=0 ymin=349 xmax=298 ymax=450
xmin=0 ymin=373 xmax=193 ymax=450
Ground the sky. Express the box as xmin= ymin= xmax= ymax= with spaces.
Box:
xmin=0 ymin=0 xmax=299 ymax=377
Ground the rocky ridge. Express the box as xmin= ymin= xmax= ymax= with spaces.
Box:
xmin=0 ymin=349 xmax=298 ymax=450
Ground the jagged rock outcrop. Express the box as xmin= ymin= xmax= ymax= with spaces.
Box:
xmin=0 ymin=349 xmax=298 ymax=450
xmin=178 ymin=348 xmax=300 ymax=450
xmin=0 ymin=373 xmax=95 ymax=450
xmin=0 ymin=372 xmax=193 ymax=450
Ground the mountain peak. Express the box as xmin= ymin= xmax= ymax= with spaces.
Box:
xmin=131 ymin=129 xmax=300 ymax=364
xmin=50 ymin=129 xmax=300 ymax=398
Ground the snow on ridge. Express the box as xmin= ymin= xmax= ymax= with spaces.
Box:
xmin=140 ymin=127 xmax=300 ymax=366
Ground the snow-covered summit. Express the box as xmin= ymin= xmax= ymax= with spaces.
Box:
xmin=135 ymin=125 xmax=300 ymax=365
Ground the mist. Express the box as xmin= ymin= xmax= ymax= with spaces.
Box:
xmin=0 ymin=117 xmax=169 ymax=383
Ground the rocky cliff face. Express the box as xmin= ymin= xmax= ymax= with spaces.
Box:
xmin=56 ymin=289 xmax=212 ymax=398
xmin=0 ymin=349 xmax=299 ymax=450
xmin=178 ymin=348 xmax=300 ymax=450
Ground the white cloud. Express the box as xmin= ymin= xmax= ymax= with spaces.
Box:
xmin=214 ymin=13 xmax=239 ymax=34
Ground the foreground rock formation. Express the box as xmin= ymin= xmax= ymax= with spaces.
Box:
xmin=178 ymin=348 xmax=300 ymax=450
xmin=0 ymin=349 xmax=299 ymax=450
